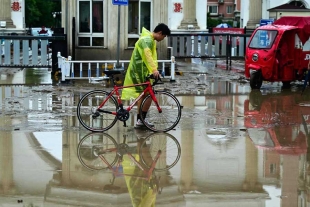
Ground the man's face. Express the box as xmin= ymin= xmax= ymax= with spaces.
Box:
xmin=156 ymin=31 xmax=167 ymax=42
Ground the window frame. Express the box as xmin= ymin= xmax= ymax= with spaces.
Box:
xmin=226 ymin=5 xmax=233 ymax=14
xmin=127 ymin=0 xmax=153 ymax=48
xmin=206 ymin=100 xmax=216 ymax=109
xmin=77 ymin=0 xmax=106 ymax=47
xmin=208 ymin=5 xmax=218 ymax=15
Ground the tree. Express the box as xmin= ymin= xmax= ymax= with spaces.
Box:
xmin=25 ymin=0 xmax=41 ymax=27
xmin=206 ymin=12 xmax=222 ymax=29
xmin=25 ymin=0 xmax=61 ymax=28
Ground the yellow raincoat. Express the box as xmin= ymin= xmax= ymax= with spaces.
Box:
xmin=123 ymin=154 xmax=157 ymax=207
xmin=121 ymin=27 xmax=158 ymax=100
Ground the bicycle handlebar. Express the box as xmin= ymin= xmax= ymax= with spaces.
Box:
xmin=147 ymin=74 xmax=164 ymax=86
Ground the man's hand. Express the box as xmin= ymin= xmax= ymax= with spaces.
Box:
xmin=153 ymin=70 xmax=160 ymax=79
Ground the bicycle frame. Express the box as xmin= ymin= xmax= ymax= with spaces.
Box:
xmin=97 ymin=80 xmax=162 ymax=114
xmin=98 ymin=149 xmax=161 ymax=180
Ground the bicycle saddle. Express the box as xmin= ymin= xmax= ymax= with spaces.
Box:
xmin=104 ymin=70 xmax=123 ymax=76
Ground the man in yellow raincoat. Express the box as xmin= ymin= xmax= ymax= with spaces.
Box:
xmin=123 ymin=140 xmax=158 ymax=207
xmin=121 ymin=23 xmax=171 ymax=127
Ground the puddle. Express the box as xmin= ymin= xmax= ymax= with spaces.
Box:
xmin=0 ymin=68 xmax=53 ymax=85
xmin=1 ymin=66 xmax=310 ymax=206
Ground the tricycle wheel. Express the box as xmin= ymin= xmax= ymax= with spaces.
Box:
xmin=282 ymin=81 xmax=291 ymax=89
xmin=250 ymin=71 xmax=263 ymax=89
xmin=249 ymin=90 xmax=262 ymax=110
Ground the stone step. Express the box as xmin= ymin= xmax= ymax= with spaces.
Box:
xmin=0 ymin=19 xmax=16 ymax=28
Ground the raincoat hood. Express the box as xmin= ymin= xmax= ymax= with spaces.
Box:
xmin=141 ymin=27 xmax=153 ymax=39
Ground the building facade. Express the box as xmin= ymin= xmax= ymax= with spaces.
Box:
xmin=61 ymin=0 xmax=207 ymax=61
xmin=207 ymin=0 xmax=241 ymax=26
xmin=241 ymin=0 xmax=310 ymax=29
xmin=2 ymin=0 xmax=310 ymax=61
xmin=0 ymin=0 xmax=25 ymax=32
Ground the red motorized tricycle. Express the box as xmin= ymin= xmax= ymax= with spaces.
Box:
xmin=245 ymin=16 xmax=310 ymax=89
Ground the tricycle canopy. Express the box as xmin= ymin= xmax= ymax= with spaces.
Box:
xmin=273 ymin=16 xmax=310 ymax=44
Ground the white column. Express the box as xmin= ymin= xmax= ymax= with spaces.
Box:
xmin=179 ymin=97 xmax=196 ymax=193
xmin=0 ymin=0 xmax=15 ymax=28
xmin=246 ymin=0 xmax=262 ymax=29
xmin=242 ymin=135 xmax=263 ymax=192
xmin=0 ymin=117 xmax=16 ymax=194
xmin=178 ymin=0 xmax=199 ymax=29
xmin=153 ymin=0 xmax=169 ymax=59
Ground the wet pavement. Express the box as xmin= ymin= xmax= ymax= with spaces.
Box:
xmin=1 ymin=61 xmax=310 ymax=207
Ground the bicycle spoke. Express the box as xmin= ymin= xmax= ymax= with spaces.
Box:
xmin=77 ymin=133 xmax=118 ymax=170
xmin=140 ymin=132 xmax=181 ymax=171
xmin=77 ymin=90 xmax=118 ymax=132
xmin=141 ymin=91 xmax=181 ymax=132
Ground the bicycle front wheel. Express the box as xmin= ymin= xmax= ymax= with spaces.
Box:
xmin=77 ymin=133 xmax=118 ymax=170
xmin=140 ymin=91 xmax=182 ymax=132
xmin=139 ymin=132 xmax=181 ymax=171
xmin=77 ymin=90 xmax=118 ymax=132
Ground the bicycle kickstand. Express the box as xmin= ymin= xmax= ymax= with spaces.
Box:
xmin=123 ymin=121 xmax=127 ymax=127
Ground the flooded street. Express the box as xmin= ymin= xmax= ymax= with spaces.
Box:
xmin=1 ymin=65 xmax=310 ymax=207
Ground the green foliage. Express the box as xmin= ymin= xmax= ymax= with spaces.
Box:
xmin=25 ymin=0 xmax=61 ymax=28
xmin=226 ymin=20 xmax=234 ymax=27
xmin=206 ymin=12 xmax=223 ymax=28
xmin=208 ymin=18 xmax=223 ymax=28
xmin=207 ymin=12 xmax=240 ymax=28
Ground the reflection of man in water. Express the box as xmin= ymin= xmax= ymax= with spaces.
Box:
xmin=123 ymin=139 xmax=157 ymax=207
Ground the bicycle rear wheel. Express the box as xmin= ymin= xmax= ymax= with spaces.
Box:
xmin=77 ymin=132 xmax=118 ymax=170
xmin=77 ymin=90 xmax=118 ymax=132
xmin=139 ymin=132 xmax=181 ymax=171
xmin=140 ymin=91 xmax=182 ymax=132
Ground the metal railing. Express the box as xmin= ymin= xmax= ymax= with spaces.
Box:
xmin=1 ymin=32 xmax=251 ymax=71
xmin=168 ymin=32 xmax=251 ymax=69
xmin=0 ymin=35 xmax=66 ymax=68
xmin=168 ymin=33 xmax=251 ymax=58
xmin=57 ymin=52 xmax=176 ymax=82
xmin=0 ymin=85 xmax=53 ymax=111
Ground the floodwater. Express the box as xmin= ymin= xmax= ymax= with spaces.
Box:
xmin=1 ymin=67 xmax=310 ymax=207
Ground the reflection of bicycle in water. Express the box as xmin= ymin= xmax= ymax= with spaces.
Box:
xmin=77 ymin=132 xmax=181 ymax=197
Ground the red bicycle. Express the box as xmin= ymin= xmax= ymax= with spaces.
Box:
xmin=77 ymin=132 xmax=181 ymax=172
xmin=76 ymin=70 xmax=182 ymax=132
xmin=77 ymin=132 xmax=181 ymax=198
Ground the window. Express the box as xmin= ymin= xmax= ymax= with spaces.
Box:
xmin=128 ymin=0 xmax=152 ymax=47
xmin=249 ymin=30 xmax=278 ymax=49
xmin=208 ymin=6 xmax=218 ymax=14
xmin=206 ymin=117 xmax=216 ymax=125
xmin=224 ymin=101 xmax=231 ymax=109
xmin=226 ymin=5 xmax=233 ymax=14
xmin=206 ymin=100 xmax=216 ymax=109
xmin=78 ymin=0 xmax=104 ymax=47
xmin=140 ymin=2 xmax=151 ymax=32
xmin=128 ymin=0 xmax=139 ymax=34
